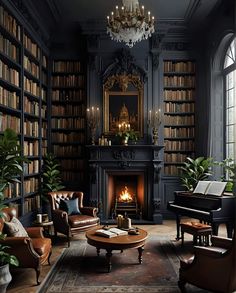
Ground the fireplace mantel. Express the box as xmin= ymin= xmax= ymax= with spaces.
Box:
xmin=86 ymin=145 xmax=164 ymax=223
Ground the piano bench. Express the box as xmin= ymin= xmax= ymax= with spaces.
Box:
xmin=180 ymin=222 xmax=212 ymax=246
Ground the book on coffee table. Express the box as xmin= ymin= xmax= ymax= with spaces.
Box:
xmin=95 ymin=227 xmax=128 ymax=238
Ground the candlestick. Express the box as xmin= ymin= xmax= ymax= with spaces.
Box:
xmin=148 ymin=107 xmax=162 ymax=145
xmin=87 ymin=106 xmax=100 ymax=145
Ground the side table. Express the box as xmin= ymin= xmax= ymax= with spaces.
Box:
xmin=33 ymin=221 xmax=54 ymax=237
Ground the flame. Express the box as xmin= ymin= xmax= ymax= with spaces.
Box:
xmin=118 ymin=186 xmax=133 ymax=202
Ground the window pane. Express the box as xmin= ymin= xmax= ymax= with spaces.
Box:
xmin=227 ymin=107 xmax=235 ymax=124
xmin=227 ymin=89 xmax=234 ymax=107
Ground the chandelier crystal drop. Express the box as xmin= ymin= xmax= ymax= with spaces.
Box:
xmin=106 ymin=0 xmax=155 ymax=48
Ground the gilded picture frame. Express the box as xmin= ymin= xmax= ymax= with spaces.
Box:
xmin=103 ymin=74 xmax=143 ymax=136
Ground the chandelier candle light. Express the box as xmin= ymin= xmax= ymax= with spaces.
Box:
xmin=86 ymin=106 xmax=100 ymax=145
xmin=106 ymin=0 xmax=155 ymax=48
xmin=148 ymin=108 xmax=162 ymax=145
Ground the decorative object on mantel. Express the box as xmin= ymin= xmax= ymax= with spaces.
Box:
xmin=148 ymin=108 xmax=162 ymax=145
xmin=86 ymin=106 xmax=100 ymax=145
xmin=106 ymin=0 xmax=155 ymax=48
xmin=116 ymin=122 xmax=139 ymax=145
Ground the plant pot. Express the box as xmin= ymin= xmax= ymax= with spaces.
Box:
xmin=0 ymin=264 xmax=12 ymax=293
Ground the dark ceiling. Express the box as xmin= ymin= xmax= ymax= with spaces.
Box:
xmin=24 ymin=0 xmax=224 ymax=39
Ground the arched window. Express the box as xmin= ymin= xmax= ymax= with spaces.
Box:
xmin=223 ymin=38 xmax=236 ymax=161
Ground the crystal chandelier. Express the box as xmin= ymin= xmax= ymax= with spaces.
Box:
xmin=106 ymin=0 xmax=155 ymax=48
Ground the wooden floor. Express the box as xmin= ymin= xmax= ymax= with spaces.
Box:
xmin=7 ymin=219 xmax=228 ymax=293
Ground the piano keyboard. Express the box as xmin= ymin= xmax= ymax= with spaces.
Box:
xmin=169 ymin=204 xmax=210 ymax=215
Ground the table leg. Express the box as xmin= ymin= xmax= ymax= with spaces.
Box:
xmin=96 ymin=248 xmax=100 ymax=256
xmin=106 ymin=249 xmax=112 ymax=272
xmin=138 ymin=246 xmax=144 ymax=264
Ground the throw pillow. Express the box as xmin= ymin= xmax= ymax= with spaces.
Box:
xmin=59 ymin=198 xmax=81 ymax=215
xmin=4 ymin=217 xmax=29 ymax=237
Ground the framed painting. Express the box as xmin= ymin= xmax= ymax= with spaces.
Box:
xmin=103 ymin=74 xmax=143 ymax=136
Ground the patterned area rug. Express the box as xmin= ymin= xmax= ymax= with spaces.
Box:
xmin=37 ymin=236 xmax=208 ymax=293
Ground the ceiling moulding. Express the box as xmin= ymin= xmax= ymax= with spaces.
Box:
xmin=11 ymin=0 xmax=50 ymax=46
xmin=45 ymin=0 xmax=62 ymax=24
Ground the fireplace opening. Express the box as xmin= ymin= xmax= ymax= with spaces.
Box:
xmin=107 ymin=173 xmax=145 ymax=219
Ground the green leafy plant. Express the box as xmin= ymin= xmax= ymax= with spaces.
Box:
xmin=179 ymin=157 xmax=213 ymax=191
xmin=214 ymin=158 xmax=235 ymax=192
xmin=117 ymin=129 xmax=139 ymax=144
xmin=42 ymin=153 xmax=65 ymax=196
xmin=0 ymin=128 xmax=28 ymax=267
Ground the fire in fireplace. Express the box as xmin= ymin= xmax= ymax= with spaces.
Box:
xmin=118 ymin=186 xmax=134 ymax=202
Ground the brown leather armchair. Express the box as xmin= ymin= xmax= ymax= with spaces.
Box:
xmin=178 ymin=231 xmax=236 ymax=293
xmin=0 ymin=207 xmax=52 ymax=285
xmin=47 ymin=191 xmax=100 ymax=247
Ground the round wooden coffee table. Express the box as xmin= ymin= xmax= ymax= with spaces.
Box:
xmin=86 ymin=227 xmax=148 ymax=272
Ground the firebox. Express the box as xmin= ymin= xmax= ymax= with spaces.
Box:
xmin=107 ymin=172 xmax=144 ymax=219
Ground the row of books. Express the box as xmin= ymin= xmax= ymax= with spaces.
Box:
xmin=23 ymin=34 xmax=40 ymax=60
xmin=3 ymin=182 xmax=20 ymax=199
xmin=42 ymin=88 xmax=47 ymax=102
xmin=164 ymin=76 xmax=195 ymax=87
xmin=42 ymin=140 xmax=47 ymax=156
xmin=24 ymin=177 xmax=39 ymax=194
xmin=24 ymin=76 xmax=40 ymax=96
xmin=0 ymin=6 xmax=21 ymax=41
xmin=52 ymin=75 xmax=85 ymax=87
xmin=164 ymin=115 xmax=194 ymax=125
xmin=0 ymin=113 xmax=20 ymax=132
xmin=164 ymin=102 xmax=195 ymax=112
xmin=164 ymin=90 xmax=195 ymax=100
xmin=0 ymin=33 xmax=19 ymax=62
xmin=0 ymin=86 xmax=19 ymax=109
xmin=164 ymin=140 xmax=195 ymax=151
xmin=24 ymin=160 xmax=39 ymax=175
xmin=51 ymin=104 xmax=86 ymax=116
xmin=52 ymin=145 xmax=83 ymax=156
xmin=24 ymin=120 xmax=39 ymax=136
xmin=164 ymin=165 xmax=182 ymax=175
xmin=42 ymin=55 xmax=47 ymax=68
xmin=53 ymin=61 xmax=82 ymax=73
xmin=164 ymin=153 xmax=190 ymax=163
xmin=42 ymin=122 xmax=47 ymax=138
xmin=24 ymin=97 xmax=39 ymax=116
xmin=51 ymin=117 xmax=85 ymax=129
xmin=51 ymin=132 xmax=85 ymax=143
xmin=60 ymin=159 xmax=84 ymax=169
xmin=164 ymin=61 xmax=195 ymax=73
xmin=61 ymin=171 xmax=84 ymax=181
xmin=24 ymin=55 xmax=39 ymax=79
xmin=24 ymin=195 xmax=41 ymax=214
xmin=164 ymin=127 xmax=195 ymax=137
xmin=0 ymin=59 xmax=19 ymax=86
xmin=23 ymin=140 xmax=39 ymax=156
xmin=51 ymin=89 xmax=85 ymax=101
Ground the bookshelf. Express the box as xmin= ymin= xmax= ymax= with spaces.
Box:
xmin=50 ymin=60 xmax=86 ymax=189
xmin=163 ymin=60 xmax=195 ymax=176
xmin=0 ymin=2 xmax=48 ymax=219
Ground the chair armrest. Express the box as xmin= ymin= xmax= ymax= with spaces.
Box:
xmin=194 ymin=245 xmax=227 ymax=257
xmin=211 ymin=236 xmax=232 ymax=249
xmin=80 ymin=207 xmax=98 ymax=217
xmin=26 ymin=227 xmax=44 ymax=238
xmin=52 ymin=209 xmax=69 ymax=226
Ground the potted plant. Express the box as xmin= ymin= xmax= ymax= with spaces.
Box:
xmin=214 ymin=158 xmax=235 ymax=192
xmin=117 ymin=129 xmax=139 ymax=145
xmin=41 ymin=153 xmax=65 ymax=216
xmin=0 ymin=128 xmax=28 ymax=292
xmin=178 ymin=156 xmax=213 ymax=191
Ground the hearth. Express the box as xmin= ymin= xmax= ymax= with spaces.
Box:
xmin=87 ymin=145 xmax=163 ymax=223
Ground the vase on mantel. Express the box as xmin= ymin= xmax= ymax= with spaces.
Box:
xmin=121 ymin=136 xmax=129 ymax=146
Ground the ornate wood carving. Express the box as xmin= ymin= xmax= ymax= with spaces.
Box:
xmin=104 ymin=73 xmax=143 ymax=92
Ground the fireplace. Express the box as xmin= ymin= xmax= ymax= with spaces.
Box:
xmin=87 ymin=145 xmax=163 ymax=223
xmin=107 ymin=172 xmax=144 ymax=219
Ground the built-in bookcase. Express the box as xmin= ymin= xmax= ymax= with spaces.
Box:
xmin=0 ymin=2 xmax=48 ymax=219
xmin=50 ymin=60 xmax=86 ymax=189
xmin=163 ymin=60 xmax=195 ymax=176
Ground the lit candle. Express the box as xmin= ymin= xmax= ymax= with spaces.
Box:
xmin=119 ymin=124 xmax=121 ymax=131
xmin=142 ymin=5 xmax=144 ymax=16
xmin=149 ymin=110 xmax=152 ymax=125
xmin=111 ymin=11 xmax=114 ymax=21
xmin=148 ymin=11 xmax=151 ymax=21
xmin=116 ymin=6 xmax=119 ymax=17
xmin=107 ymin=16 xmax=110 ymax=24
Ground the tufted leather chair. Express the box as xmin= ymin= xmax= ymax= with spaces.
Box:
xmin=178 ymin=230 xmax=236 ymax=293
xmin=0 ymin=207 xmax=52 ymax=285
xmin=47 ymin=191 xmax=100 ymax=247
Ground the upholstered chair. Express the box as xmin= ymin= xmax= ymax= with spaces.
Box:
xmin=47 ymin=191 xmax=100 ymax=247
xmin=0 ymin=207 xmax=52 ymax=285
xmin=178 ymin=230 xmax=236 ymax=293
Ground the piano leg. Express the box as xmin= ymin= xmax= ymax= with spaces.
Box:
xmin=212 ymin=223 xmax=219 ymax=236
xmin=176 ymin=215 xmax=181 ymax=240
xmin=226 ymin=222 xmax=233 ymax=238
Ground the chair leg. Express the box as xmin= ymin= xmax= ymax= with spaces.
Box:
xmin=178 ymin=279 xmax=187 ymax=293
xmin=35 ymin=268 xmax=41 ymax=285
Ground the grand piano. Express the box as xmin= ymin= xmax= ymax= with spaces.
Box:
xmin=167 ymin=191 xmax=236 ymax=240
